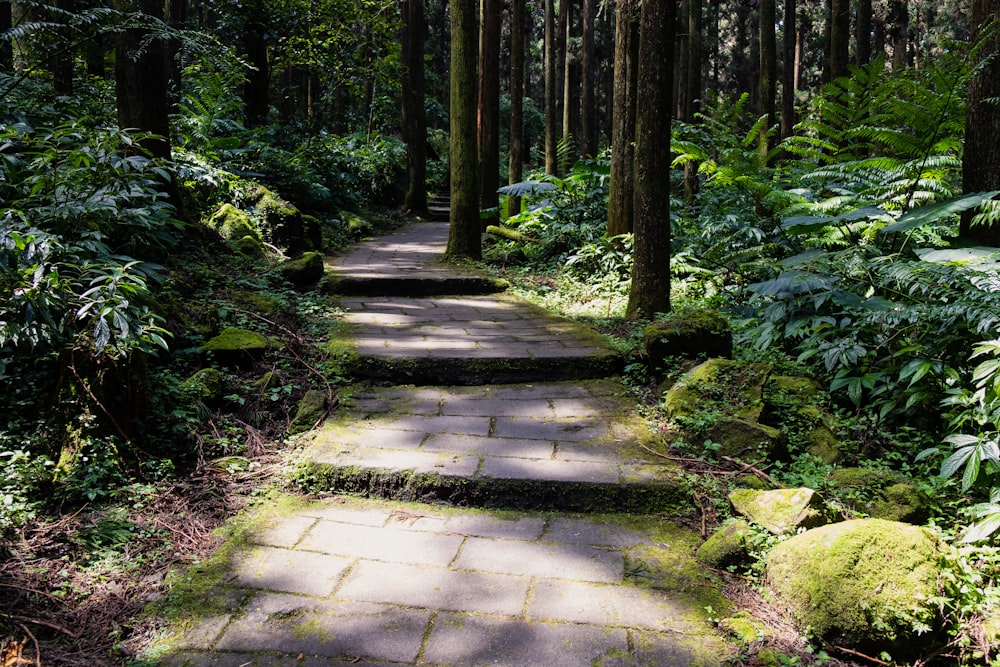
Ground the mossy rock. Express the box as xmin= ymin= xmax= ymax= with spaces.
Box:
xmin=765 ymin=519 xmax=944 ymax=653
xmin=764 ymin=375 xmax=824 ymax=401
xmin=249 ymin=185 xmax=306 ymax=254
xmin=644 ymin=310 xmax=733 ymax=368
xmin=729 ymin=487 xmax=831 ymax=535
xmin=288 ymin=389 xmax=328 ymax=435
xmin=179 ymin=367 xmax=224 ymax=405
xmin=343 ymin=213 xmax=373 ymax=239
xmin=280 ymin=252 xmax=325 ymax=288
xmin=232 ymin=234 xmax=264 ymax=257
xmin=663 ymin=358 xmax=772 ymax=422
xmin=829 ymin=468 xmax=931 ymax=524
xmin=206 ymin=203 xmax=259 ymax=241
xmin=302 ymin=214 xmax=323 ymax=250
xmin=231 ymin=290 xmax=286 ymax=316
xmin=200 ymin=327 xmax=269 ymax=368
xmin=704 ymin=417 xmax=785 ymax=461
xmin=717 ymin=611 xmax=768 ymax=644
xmin=696 ymin=519 xmax=753 ymax=568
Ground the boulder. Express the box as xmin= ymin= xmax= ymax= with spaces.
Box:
xmin=248 ymin=185 xmax=307 ymax=254
xmin=232 ymin=235 xmax=265 ymax=257
xmin=696 ymin=519 xmax=753 ymax=568
xmin=200 ymin=327 xmax=269 ymax=368
xmin=644 ymin=310 xmax=733 ymax=368
xmin=288 ymin=390 xmax=328 ymax=435
xmin=663 ymin=358 xmax=772 ymax=422
xmin=705 ymin=417 xmax=785 ymax=460
xmin=829 ymin=468 xmax=932 ymax=524
xmin=207 ymin=203 xmax=258 ymax=241
xmin=729 ymin=487 xmax=831 ymax=535
xmin=280 ymin=252 xmax=325 ymax=288
xmin=180 ymin=367 xmax=224 ymax=406
xmin=765 ymin=519 xmax=944 ymax=652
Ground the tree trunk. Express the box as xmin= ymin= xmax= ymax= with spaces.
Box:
xmin=447 ymin=0 xmax=481 ymax=259
xmin=478 ymin=0 xmax=501 ymax=227
xmin=52 ymin=0 xmax=75 ymax=95
xmin=759 ymin=0 xmax=776 ymax=133
xmin=544 ymin=0 xmax=557 ymax=174
xmin=889 ymin=0 xmax=908 ymax=70
xmin=561 ymin=2 xmax=575 ymax=170
xmin=856 ymin=0 xmax=872 ymax=66
xmin=781 ymin=0 xmax=796 ymax=140
xmin=507 ymin=0 xmax=525 ymax=218
xmin=115 ymin=0 xmax=172 ymax=161
xmin=1 ymin=2 xmax=13 ymax=71
xmin=608 ymin=0 xmax=638 ymax=237
xmin=828 ymin=0 xmax=850 ymax=82
xmin=580 ymin=0 xmax=596 ymax=156
xmin=675 ymin=0 xmax=689 ymax=120
xmin=961 ymin=0 xmax=1000 ymax=246
xmin=165 ymin=0 xmax=186 ymax=113
xmin=401 ymin=0 xmax=428 ymax=215
xmin=243 ymin=0 xmax=269 ymax=127
xmin=685 ymin=0 xmax=701 ymax=121
xmin=627 ymin=0 xmax=673 ymax=319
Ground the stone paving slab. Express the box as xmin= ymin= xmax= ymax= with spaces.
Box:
xmin=150 ymin=496 xmax=733 ymax=667
xmin=301 ymin=381 xmax=685 ymax=511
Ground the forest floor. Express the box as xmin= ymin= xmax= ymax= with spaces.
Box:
xmin=0 ymin=219 xmax=859 ymax=667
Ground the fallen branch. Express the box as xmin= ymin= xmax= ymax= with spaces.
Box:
xmin=485 ymin=225 xmax=541 ymax=244
xmin=830 ymin=644 xmax=892 ymax=666
xmin=720 ymin=456 xmax=781 ymax=488
xmin=0 ymin=613 xmax=78 ymax=639
xmin=15 ymin=623 xmax=40 ymax=667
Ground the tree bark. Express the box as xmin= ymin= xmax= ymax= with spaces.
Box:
xmin=627 ymin=0 xmax=673 ymax=319
xmin=507 ymin=0 xmax=525 ymax=218
xmin=608 ymin=0 xmax=638 ymax=237
xmin=561 ymin=2 xmax=575 ymax=169
xmin=115 ymin=0 xmax=172 ymax=161
xmin=685 ymin=0 xmax=701 ymax=122
xmin=889 ymin=0 xmax=908 ymax=70
xmin=961 ymin=0 xmax=1000 ymax=246
xmin=243 ymin=0 xmax=269 ymax=127
xmin=478 ymin=0 xmax=501 ymax=227
xmin=1 ymin=2 xmax=13 ymax=71
xmin=675 ymin=0 xmax=689 ymax=120
xmin=759 ymin=0 xmax=776 ymax=132
xmin=856 ymin=0 xmax=872 ymax=66
xmin=580 ymin=0 xmax=596 ymax=156
xmin=52 ymin=0 xmax=74 ymax=95
xmin=544 ymin=0 xmax=557 ymax=174
xmin=447 ymin=0 xmax=481 ymax=259
xmin=828 ymin=0 xmax=850 ymax=82
xmin=780 ymin=0 xmax=796 ymax=140
xmin=401 ymin=0 xmax=428 ymax=215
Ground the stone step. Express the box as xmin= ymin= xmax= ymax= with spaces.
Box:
xmin=299 ymin=382 xmax=686 ymax=513
xmin=334 ymin=294 xmax=622 ymax=385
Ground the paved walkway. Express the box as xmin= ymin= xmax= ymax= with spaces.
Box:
xmin=150 ymin=221 xmax=733 ymax=666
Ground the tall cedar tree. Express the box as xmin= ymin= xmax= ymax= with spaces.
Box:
xmin=243 ymin=0 xmax=269 ymax=127
xmin=828 ymin=0 xmax=850 ymax=82
xmin=856 ymin=0 xmax=872 ymax=66
xmin=508 ymin=0 xmax=526 ymax=218
xmin=478 ymin=0 xmax=500 ymax=226
xmin=447 ymin=0 xmax=481 ymax=259
xmin=627 ymin=0 xmax=673 ymax=319
xmin=608 ymin=0 xmax=638 ymax=236
xmin=115 ymin=0 xmax=172 ymax=161
xmin=781 ymin=0 xmax=796 ymax=140
xmin=580 ymin=0 xmax=597 ymax=156
xmin=401 ymin=0 xmax=428 ymax=215
xmin=544 ymin=0 xmax=557 ymax=174
xmin=962 ymin=0 xmax=1000 ymax=246
xmin=1 ymin=1 xmax=12 ymax=71
xmin=759 ymin=0 xmax=776 ymax=134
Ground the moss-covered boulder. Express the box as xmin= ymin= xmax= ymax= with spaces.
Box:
xmin=696 ymin=519 xmax=753 ymax=568
xmin=829 ymin=468 xmax=931 ymax=524
xmin=232 ymin=234 xmax=265 ymax=257
xmin=200 ymin=327 xmax=269 ymax=368
xmin=644 ymin=310 xmax=733 ymax=369
xmin=705 ymin=418 xmax=785 ymax=460
xmin=729 ymin=488 xmax=831 ymax=535
xmin=663 ymin=359 xmax=772 ymax=422
xmin=232 ymin=290 xmax=286 ymax=316
xmin=207 ymin=203 xmax=259 ymax=241
xmin=248 ymin=185 xmax=307 ymax=254
xmin=765 ymin=519 xmax=944 ymax=653
xmin=280 ymin=252 xmax=325 ymax=288
xmin=180 ymin=367 xmax=224 ymax=405
xmin=302 ymin=213 xmax=323 ymax=250
xmin=288 ymin=389 xmax=328 ymax=435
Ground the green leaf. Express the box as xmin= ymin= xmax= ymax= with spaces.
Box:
xmin=880 ymin=191 xmax=1000 ymax=234
xmin=960 ymin=511 xmax=1000 ymax=543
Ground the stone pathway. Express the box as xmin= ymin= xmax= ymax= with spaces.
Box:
xmin=149 ymin=221 xmax=734 ymax=666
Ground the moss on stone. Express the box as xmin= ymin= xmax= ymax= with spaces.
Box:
xmin=765 ymin=519 xmax=944 ymax=652
xmin=644 ymin=310 xmax=733 ymax=366
xmin=249 ymin=185 xmax=306 ymax=253
xmin=179 ymin=367 xmax=224 ymax=404
xmin=280 ymin=251 xmax=325 ymax=288
xmin=288 ymin=389 xmax=328 ymax=435
xmin=729 ymin=488 xmax=831 ymax=535
xmin=232 ymin=290 xmax=286 ymax=316
xmin=206 ymin=203 xmax=258 ymax=241
xmin=200 ymin=327 xmax=269 ymax=368
xmin=697 ymin=519 xmax=753 ymax=568
xmin=663 ymin=359 xmax=773 ymax=422
xmin=705 ymin=417 xmax=785 ymax=460
xmin=231 ymin=234 xmax=265 ymax=257
xmin=718 ymin=611 xmax=767 ymax=644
